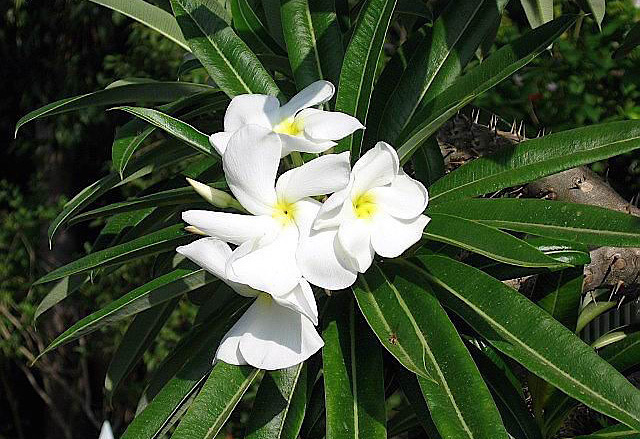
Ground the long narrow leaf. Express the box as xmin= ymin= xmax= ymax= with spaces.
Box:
xmin=15 ymin=81 xmax=213 ymax=136
xmin=87 ymin=0 xmax=189 ymax=49
xmin=397 ymin=15 xmax=576 ymax=163
xmin=521 ymin=0 xmax=553 ymax=28
xmin=170 ymin=362 xmax=260 ymax=439
xmin=377 ymin=0 xmax=509 ymax=144
xmin=358 ymin=264 xmax=508 ymax=439
xmin=425 ymin=213 xmax=567 ymax=268
xmin=429 ymin=198 xmax=640 ymax=247
xmin=37 ymin=268 xmax=216 ymax=358
xmin=246 ymin=364 xmax=307 ymax=439
xmin=105 ymin=299 xmax=179 ymax=400
xmin=428 ymin=121 xmax=640 ymax=204
xmin=335 ymin=0 xmax=397 ymax=159
xmin=35 ymin=224 xmax=195 ymax=285
xmin=405 ymin=255 xmax=640 ymax=431
xmin=323 ymin=294 xmax=386 ymax=439
xmin=231 ymin=0 xmax=286 ymax=55
xmin=171 ymin=0 xmax=281 ymax=98
xmin=113 ymin=106 xmax=213 ymax=155
xmin=281 ymin=0 xmax=343 ymax=89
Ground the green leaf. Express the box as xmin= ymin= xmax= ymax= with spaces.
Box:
xmin=600 ymin=332 xmax=640 ymax=373
xmin=536 ymin=267 xmax=584 ymax=331
xmin=261 ymin=0 xmax=286 ymax=47
xmin=246 ymin=364 xmax=307 ymax=439
xmin=37 ymin=267 xmax=217 ymax=359
xmin=520 ymin=0 xmax=553 ymax=28
xmin=467 ymin=343 xmax=542 ymax=439
xmin=334 ymin=0 xmax=397 ymax=160
xmin=377 ymin=0 xmax=509 ymax=145
xmin=68 ymin=187 xmax=208 ymax=225
xmin=412 ymin=136 xmax=445 ymax=187
xmin=570 ymin=423 xmax=639 ymax=439
xmin=281 ymin=0 xmax=343 ymax=89
xmin=397 ymin=16 xmax=576 ymax=164
xmin=581 ymin=0 xmax=605 ymax=28
xmin=424 ymin=212 xmax=567 ymax=268
xmin=358 ymin=263 xmax=508 ymax=439
xmin=614 ymin=22 xmax=640 ymax=59
xmin=15 ymin=80 xmax=214 ymax=136
xmin=395 ymin=368 xmax=442 ymax=439
xmin=112 ymin=92 xmax=226 ymax=177
xmin=406 ymin=255 xmax=640 ymax=431
xmin=47 ymin=139 xmax=196 ymax=245
xmin=35 ymin=224 xmax=195 ymax=285
xmin=122 ymin=297 xmax=249 ymax=439
xmin=87 ymin=0 xmax=189 ymax=49
xmin=231 ymin=0 xmax=286 ymax=56
xmin=112 ymin=106 xmax=213 ymax=155
xmin=576 ymin=301 xmax=617 ymax=333
xmin=105 ymin=299 xmax=179 ymax=400
xmin=428 ymin=121 xmax=640 ymax=204
xmin=170 ymin=363 xmax=260 ymax=439
xmin=429 ymin=198 xmax=640 ymax=247
xmin=171 ymin=0 xmax=281 ymax=98
xmin=323 ymin=294 xmax=386 ymax=439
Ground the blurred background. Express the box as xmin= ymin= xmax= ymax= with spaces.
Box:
xmin=1 ymin=1 xmax=639 ymax=438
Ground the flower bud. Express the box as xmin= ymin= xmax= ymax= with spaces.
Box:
xmin=186 ymin=177 xmax=243 ymax=211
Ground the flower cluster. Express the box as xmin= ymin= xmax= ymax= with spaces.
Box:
xmin=177 ymin=81 xmax=430 ymax=370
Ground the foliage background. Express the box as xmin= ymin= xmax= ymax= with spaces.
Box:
xmin=1 ymin=0 xmax=639 ymax=438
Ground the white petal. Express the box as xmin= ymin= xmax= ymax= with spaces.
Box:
xmin=235 ymin=297 xmax=324 ymax=370
xmin=216 ymin=318 xmax=248 ymax=366
xmin=227 ymin=225 xmax=301 ymax=295
xmin=182 ymin=211 xmax=277 ymax=245
xmin=176 ymin=237 xmax=257 ymax=297
xmin=352 ymin=141 xmax=400 ymax=194
xmin=337 ymin=218 xmax=374 ymax=273
xmin=278 ymin=133 xmax=336 ymax=156
xmin=209 ymin=131 xmax=234 ymax=156
xmin=295 ymin=197 xmax=357 ymax=290
xmin=223 ymin=125 xmax=281 ymax=215
xmin=275 ymin=152 xmax=350 ymax=203
xmin=277 ymin=80 xmax=335 ymax=120
xmin=272 ymin=279 xmax=318 ymax=325
xmin=369 ymin=172 xmax=429 ymax=219
xmin=298 ymin=227 xmax=357 ymax=290
xmin=298 ymin=108 xmax=364 ymax=141
xmin=98 ymin=421 xmax=114 ymax=439
xmin=371 ymin=213 xmax=430 ymax=258
xmin=224 ymin=94 xmax=280 ymax=131
xmin=312 ymin=182 xmax=353 ymax=230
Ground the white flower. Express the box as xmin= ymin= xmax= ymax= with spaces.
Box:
xmin=176 ymin=238 xmax=323 ymax=370
xmin=297 ymin=142 xmax=430 ymax=289
xmin=209 ymin=80 xmax=364 ymax=157
xmin=183 ymin=124 xmax=351 ymax=295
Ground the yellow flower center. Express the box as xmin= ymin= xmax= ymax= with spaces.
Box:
xmin=272 ymin=200 xmax=297 ymax=226
xmin=257 ymin=293 xmax=273 ymax=305
xmin=273 ymin=116 xmax=304 ymax=136
xmin=353 ymin=192 xmax=377 ymax=219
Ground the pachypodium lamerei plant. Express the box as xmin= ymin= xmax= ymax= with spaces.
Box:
xmin=18 ymin=0 xmax=640 ymax=438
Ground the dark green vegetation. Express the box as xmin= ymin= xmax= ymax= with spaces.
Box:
xmin=4 ymin=1 xmax=640 ymax=438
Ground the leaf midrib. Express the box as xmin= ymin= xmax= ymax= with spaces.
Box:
xmin=177 ymin=0 xmax=252 ymax=94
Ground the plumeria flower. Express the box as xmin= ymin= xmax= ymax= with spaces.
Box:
xmin=177 ymin=238 xmax=323 ymax=370
xmin=183 ymin=124 xmax=351 ymax=295
xmin=209 ymin=80 xmax=364 ymax=157
xmin=297 ymin=142 xmax=430 ymax=289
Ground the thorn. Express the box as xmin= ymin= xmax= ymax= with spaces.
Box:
xmin=473 ymin=109 xmax=480 ymax=124
xmin=48 ymin=239 xmax=52 ymax=251
xmin=617 ymin=295 xmax=626 ymax=310
xmin=510 ymin=120 xmax=517 ymax=134
xmin=517 ymin=121 xmax=524 ymax=140
xmin=536 ymin=129 xmax=542 ymax=138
